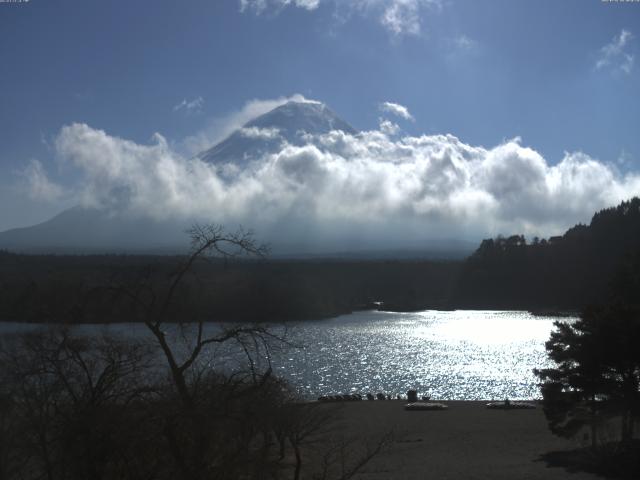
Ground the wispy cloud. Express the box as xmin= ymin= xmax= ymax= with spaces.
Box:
xmin=596 ymin=29 xmax=634 ymax=75
xmin=618 ymin=148 xmax=634 ymax=167
xmin=21 ymin=160 xmax=65 ymax=202
xmin=173 ymin=96 xmax=205 ymax=114
xmin=240 ymin=126 xmax=282 ymax=140
xmin=379 ymin=101 xmax=414 ymax=121
xmin=379 ymin=0 xmax=422 ymax=36
xmin=239 ymin=0 xmax=442 ymax=37
xmin=454 ymin=34 xmax=476 ymax=50
xmin=239 ymin=0 xmax=320 ymax=14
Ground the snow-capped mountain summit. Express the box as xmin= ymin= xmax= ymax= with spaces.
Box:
xmin=198 ymin=101 xmax=357 ymax=165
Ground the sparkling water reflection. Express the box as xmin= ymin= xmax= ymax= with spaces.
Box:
xmin=268 ymin=310 xmax=569 ymax=400
xmin=0 ymin=310 xmax=571 ymax=400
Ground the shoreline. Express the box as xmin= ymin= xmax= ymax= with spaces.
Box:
xmin=0 ymin=307 xmax=580 ymax=326
xmin=315 ymin=400 xmax=600 ymax=479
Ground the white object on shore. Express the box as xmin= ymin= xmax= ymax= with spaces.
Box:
xmin=486 ymin=401 xmax=536 ymax=410
xmin=404 ymin=402 xmax=448 ymax=411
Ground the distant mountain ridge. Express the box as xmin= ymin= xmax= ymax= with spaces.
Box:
xmin=0 ymin=206 xmax=474 ymax=258
xmin=0 ymin=207 xmax=190 ymax=254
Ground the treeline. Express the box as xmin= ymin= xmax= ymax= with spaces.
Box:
xmin=0 ymin=252 xmax=460 ymax=324
xmin=453 ymin=197 xmax=640 ymax=311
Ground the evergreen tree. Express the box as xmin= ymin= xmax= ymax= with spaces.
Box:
xmin=535 ymin=303 xmax=640 ymax=447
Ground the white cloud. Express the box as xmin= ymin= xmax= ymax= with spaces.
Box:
xmin=379 ymin=101 xmax=414 ymax=121
xmin=181 ymin=93 xmax=312 ymax=156
xmin=21 ymin=159 xmax=66 ymax=202
xmin=454 ymin=34 xmax=476 ymax=50
xmin=240 ymin=0 xmax=320 ymax=14
xmin=380 ymin=0 xmax=422 ymax=36
xmin=596 ymin=29 xmax=634 ymax=75
xmin=239 ymin=0 xmax=265 ymax=12
xmin=240 ymin=126 xmax=282 ymax=140
xmin=239 ymin=0 xmax=442 ymax=37
xmin=173 ymin=96 xmax=204 ymax=114
xmin=33 ymin=112 xmax=640 ymax=252
xmin=618 ymin=148 xmax=633 ymax=167
xmin=378 ymin=118 xmax=400 ymax=136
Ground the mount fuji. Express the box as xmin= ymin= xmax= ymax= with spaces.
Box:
xmin=0 ymin=100 xmax=474 ymax=257
xmin=0 ymin=101 xmax=359 ymax=253
xmin=199 ymin=101 xmax=356 ymax=166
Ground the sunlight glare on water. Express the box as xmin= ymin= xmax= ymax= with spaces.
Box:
xmin=272 ymin=310 xmax=569 ymax=400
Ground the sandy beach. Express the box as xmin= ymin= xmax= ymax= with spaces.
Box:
xmin=314 ymin=400 xmax=602 ymax=480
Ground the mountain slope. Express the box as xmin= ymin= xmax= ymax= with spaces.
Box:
xmin=0 ymin=207 xmax=190 ymax=253
xmin=198 ymin=101 xmax=357 ymax=165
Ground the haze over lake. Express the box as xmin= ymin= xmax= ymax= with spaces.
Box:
xmin=1 ymin=310 xmax=569 ymax=400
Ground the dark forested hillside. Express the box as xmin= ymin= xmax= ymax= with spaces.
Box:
xmin=0 ymin=252 xmax=460 ymax=323
xmin=453 ymin=197 xmax=640 ymax=311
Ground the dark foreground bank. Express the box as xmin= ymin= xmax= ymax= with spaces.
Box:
xmin=317 ymin=401 xmax=604 ymax=480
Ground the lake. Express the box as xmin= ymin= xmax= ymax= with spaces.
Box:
xmin=0 ymin=310 xmax=571 ymax=400
xmin=267 ymin=310 xmax=567 ymax=400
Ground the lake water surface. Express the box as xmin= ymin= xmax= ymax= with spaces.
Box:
xmin=269 ymin=310 xmax=568 ymax=400
xmin=0 ymin=310 xmax=572 ymax=400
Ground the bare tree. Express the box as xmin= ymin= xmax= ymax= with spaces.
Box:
xmin=104 ymin=224 xmax=301 ymax=479
xmin=0 ymin=328 xmax=157 ymax=480
xmin=108 ymin=225 xmax=267 ymax=400
xmin=0 ymin=224 xmax=393 ymax=480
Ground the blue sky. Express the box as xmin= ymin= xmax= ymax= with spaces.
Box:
xmin=1 ymin=0 xmax=639 ymax=241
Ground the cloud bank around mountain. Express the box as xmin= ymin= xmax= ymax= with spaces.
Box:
xmin=27 ymin=98 xmax=640 ymax=252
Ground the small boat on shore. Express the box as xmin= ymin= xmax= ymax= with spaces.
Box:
xmin=486 ymin=400 xmax=536 ymax=410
